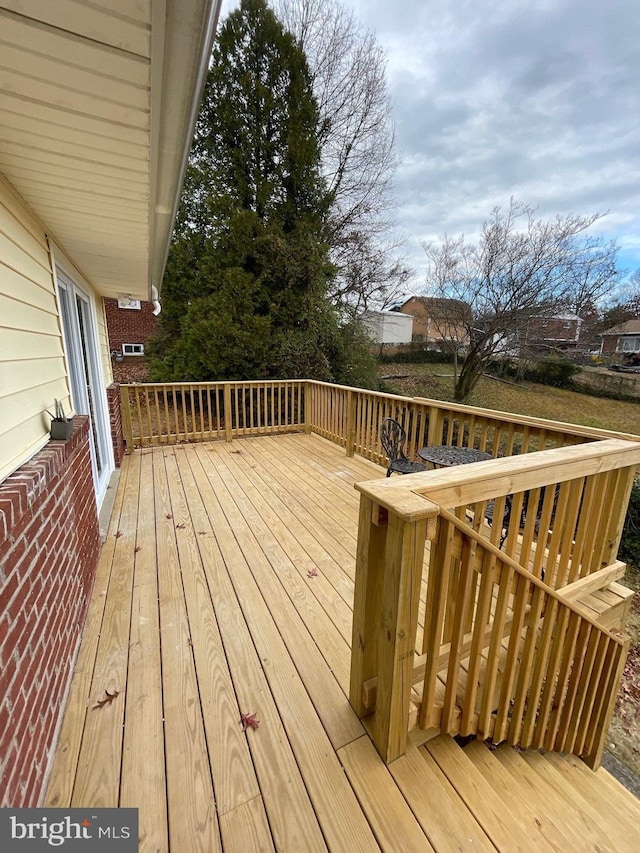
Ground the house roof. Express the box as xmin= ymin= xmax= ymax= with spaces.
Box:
xmin=0 ymin=0 xmax=222 ymax=301
xmin=402 ymin=296 xmax=473 ymax=320
xmin=601 ymin=319 xmax=640 ymax=337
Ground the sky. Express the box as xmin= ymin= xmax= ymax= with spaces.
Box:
xmin=219 ymin=0 xmax=640 ymax=292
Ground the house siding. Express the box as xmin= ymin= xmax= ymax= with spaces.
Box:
xmin=0 ymin=177 xmax=71 ymax=483
xmin=0 ymin=416 xmax=100 ymax=807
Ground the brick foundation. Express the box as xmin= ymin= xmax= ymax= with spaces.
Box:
xmin=106 ymin=383 xmax=125 ymax=466
xmin=0 ymin=417 xmax=101 ymax=807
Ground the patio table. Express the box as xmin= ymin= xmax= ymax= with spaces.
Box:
xmin=418 ymin=445 xmax=493 ymax=468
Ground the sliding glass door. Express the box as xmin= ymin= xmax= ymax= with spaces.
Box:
xmin=57 ymin=269 xmax=112 ymax=505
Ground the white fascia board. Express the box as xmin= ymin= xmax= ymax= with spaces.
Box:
xmin=148 ymin=0 xmax=222 ymax=301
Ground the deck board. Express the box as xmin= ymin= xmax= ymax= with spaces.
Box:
xmin=44 ymin=433 xmax=638 ymax=852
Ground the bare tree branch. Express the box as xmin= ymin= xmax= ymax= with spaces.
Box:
xmin=422 ymin=200 xmax=621 ymax=401
xmin=275 ymin=0 xmax=410 ymax=311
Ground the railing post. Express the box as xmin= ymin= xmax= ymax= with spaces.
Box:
xmin=304 ymin=381 xmax=313 ymax=435
xmin=350 ymin=481 xmax=438 ymax=763
xmin=426 ymin=405 xmax=442 ymax=447
xmin=119 ymin=385 xmax=134 ymax=454
xmin=346 ymin=390 xmax=356 ymax=457
xmin=224 ymin=383 xmax=232 ymax=443
xmin=350 ymin=496 xmax=386 ymax=717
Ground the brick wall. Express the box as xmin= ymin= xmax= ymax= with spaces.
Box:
xmin=0 ymin=417 xmax=101 ymax=807
xmin=106 ymin=383 xmax=125 ymax=466
xmin=104 ymin=298 xmax=157 ymax=351
xmin=104 ymin=298 xmax=156 ymax=384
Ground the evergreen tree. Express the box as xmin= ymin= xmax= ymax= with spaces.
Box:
xmin=147 ymin=0 xmax=377 ymax=387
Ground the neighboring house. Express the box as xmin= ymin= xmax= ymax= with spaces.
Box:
xmin=524 ymin=311 xmax=583 ymax=349
xmin=104 ymin=297 xmax=158 ymax=382
xmin=360 ymin=309 xmax=414 ymax=344
xmin=0 ymin=0 xmax=222 ymax=808
xmin=401 ymin=296 xmax=472 ymax=347
xmin=600 ymin=319 xmax=640 ymax=356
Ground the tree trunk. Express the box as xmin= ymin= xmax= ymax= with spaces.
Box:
xmin=454 ymin=350 xmax=484 ymax=402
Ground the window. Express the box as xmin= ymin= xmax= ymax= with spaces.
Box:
xmin=122 ymin=343 xmax=144 ymax=356
xmin=620 ymin=337 xmax=640 ymax=352
xmin=117 ymin=297 xmax=141 ymax=310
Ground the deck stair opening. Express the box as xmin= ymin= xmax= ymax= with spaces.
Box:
xmin=425 ymin=734 xmax=640 ymax=852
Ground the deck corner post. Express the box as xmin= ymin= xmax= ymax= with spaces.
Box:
xmin=223 ymin=383 xmax=233 ymax=442
xmin=120 ymin=384 xmax=134 ymax=454
xmin=346 ymin=390 xmax=357 ymax=457
xmin=350 ymin=490 xmax=428 ymax=764
xmin=372 ymin=510 xmax=427 ymax=763
xmin=350 ymin=495 xmax=387 ymax=718
xmin=304 ymin=381 xmax=313 ymax=435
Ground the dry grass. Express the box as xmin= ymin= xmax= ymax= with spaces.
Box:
xmin=378 ymin=363 xmax=640 ymax=436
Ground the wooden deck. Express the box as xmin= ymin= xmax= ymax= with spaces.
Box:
xmin=44 ymin=433 xmax=640 ymax=851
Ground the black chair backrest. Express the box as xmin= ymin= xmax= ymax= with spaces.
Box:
xmin=380 ymin=418 xmax=406 ymax=462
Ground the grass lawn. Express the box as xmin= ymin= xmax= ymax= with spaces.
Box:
xmin=379 ymin=361 xmax=640 ymax=778
xmin=378 ymin=362 xmax=640 ymax=436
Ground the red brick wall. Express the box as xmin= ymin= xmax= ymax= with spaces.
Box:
xmin=104 ymin=298 xmax=156 ymax=383
xmin=104 ymin=298 xmax=157 ymax=351
xmin=106 ymin=383 xmax=125 ymax=466
xmin=0 ymin=417 xmax=101 ymax=807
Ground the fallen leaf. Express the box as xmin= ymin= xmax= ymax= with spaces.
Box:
xmin=240 ymin=711 xmax=260 ymax=731
xmin=231 ymin=449 xmax=243 ymax=454
xmin=92 ymin=689 xmax=120 ymax=709
xmin=115 ymin=530 xmax=124 ymax=539
xmin=165 ymin=513 xmax=173 ymax=520
xmin=134 ymin=545 xmax=142 ymax=553
xmin=175 ymin=523 xmax=186 ymax=529
xmin=198 ymin=531 xmax=207 ymax=535
xmin=307 ymin=567 xmax=319 ymax=578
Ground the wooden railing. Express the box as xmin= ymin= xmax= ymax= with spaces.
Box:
xmin=308 ymin=381 xmax=640 ymax=462
xmin=120 ymin=378 xmax=638 ymax=453
xmin=120 ymin=380 xmax=306 ymax=448
xmin=350 ymin=439 xmax=640 ymax=767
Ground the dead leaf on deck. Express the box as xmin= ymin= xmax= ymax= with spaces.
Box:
xmin=230 ymin=449 xmax=242 ymax=454
xmin=240 ymin=711 xmax=260 ymax=731
xmin=307 ymin=567 xmax=319 ymax=578
xmin=92 ymin=689 xmax=120 ymax=709
xmin=175 ymin=523 xmax=186 ymax=529
xmin=165 ymin=513 xmax=173 ymax=520
xmin=114 ymin=530 xmax=124 ymax=539
xmin=134 ymin=545 xmax=142 ymax=553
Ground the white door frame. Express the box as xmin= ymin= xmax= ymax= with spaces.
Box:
xmin=56 ymin=267 xmax=113 ymax=507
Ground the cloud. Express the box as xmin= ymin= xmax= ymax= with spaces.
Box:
xmin=348 ymin=0 xmax=640 ymax=285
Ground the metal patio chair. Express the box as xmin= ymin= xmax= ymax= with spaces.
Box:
xmin=380 ymin=418 xmax=428 ymax=477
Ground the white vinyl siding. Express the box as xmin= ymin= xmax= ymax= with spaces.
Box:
xmin=97 ymin=298 xmax=114 ymax=385
xmin=0 ymin=176 xmax=70 ymax=483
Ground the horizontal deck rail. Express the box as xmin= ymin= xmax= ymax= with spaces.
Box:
xmin=120 ymin=378 xmax=639 ymax=456
xmin=120 ymin=380 xmax=306 ymax=448
xmin=350 ymin=438 xmax=640 ymax=766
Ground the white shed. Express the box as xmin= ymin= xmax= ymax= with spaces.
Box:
xmin=360 ymin=310 xmax=414 ymax=344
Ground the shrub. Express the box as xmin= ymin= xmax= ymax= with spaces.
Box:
xmin=378 ymin=346 xmax=454 ymax=365
xmin=620 ymin=481 xmax=640 ymax=568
